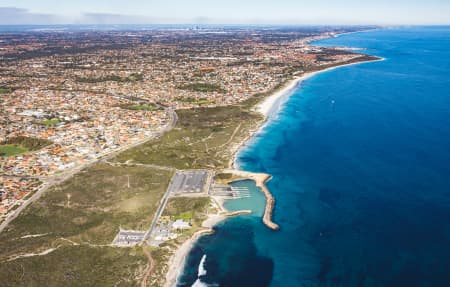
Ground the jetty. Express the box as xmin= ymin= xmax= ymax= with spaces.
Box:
xmin=224 ymin=210 xmax=252 ymax=217
xmin=222 ymin=169 xmax=280 ymax=230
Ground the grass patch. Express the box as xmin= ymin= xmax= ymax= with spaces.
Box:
xmin=0 ymin=144 xmax=28 ymax=157
xmin=174 ymin=211 xmax=193 ymax=221
xmin=163 ymin=197 xmax=210 ymax=225
xmin=40 ymin=119 xmax=62 ymax=126
xmin=213 ymin=172 xmax=248 ymax=185
xmin=176 ymin=97 xmax=215 ymax=106
xmin=178 ymin=83 xmax=225 ymax=93
xmin=0 ymin=88 xmax=11 ymax=94
xmin=120 ymin=103 xmax=160 ymax=112
xmin=77 ymin=73 xmax=143 ymax=83
xmin=1 ymin=136 xmax=52 ymax=151
xmin=214 ymin=173 xmax=233 ymax=180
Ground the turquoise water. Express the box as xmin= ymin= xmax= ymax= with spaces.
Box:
xmin=223 ymin=180 xmax=266 ymax=216
xmin=177 ymin=27 xmax=450 ymax=287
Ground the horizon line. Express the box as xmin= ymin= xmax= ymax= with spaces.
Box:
xmin=1 ymin=23 xmax=450 ymax=27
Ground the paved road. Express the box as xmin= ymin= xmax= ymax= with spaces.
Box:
xmin=141 ymin=179 xmax=173 ymax=243
xmin=141 ymin=170 xmax=213 ymax=244
xmin=0 ymin=107 xmax=178 ymax=234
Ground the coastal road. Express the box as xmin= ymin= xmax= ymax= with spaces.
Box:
xmin=0 ymin=107 xmax=178 ymax=234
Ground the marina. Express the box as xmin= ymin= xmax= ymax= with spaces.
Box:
xmin=211 ymin=184 xmax=251 ymax=199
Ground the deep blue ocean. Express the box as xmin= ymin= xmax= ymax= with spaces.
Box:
xmin=177 ymin=27 xmax=450 ymax=287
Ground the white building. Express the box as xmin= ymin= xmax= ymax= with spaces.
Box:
xmin=172 ymin=219 xmax=191 ymax=230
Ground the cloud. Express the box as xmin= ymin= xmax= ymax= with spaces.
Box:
xmin=0 ymin=8 xmax=150 ymax=25
xmin=75 ymin=13 xmax=220 ymax=25
xmin=0 ymin=7 xmax=62 ymax=24
xmin=0 ymin=8 xmax=199 ymax=25
xmin=76 ymin=13 xmax=152 ymax=25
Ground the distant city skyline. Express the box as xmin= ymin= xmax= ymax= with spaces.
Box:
xmin=0 ymin=0 xmax=449 ymax=25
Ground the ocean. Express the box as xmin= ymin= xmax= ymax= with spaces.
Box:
xmin=176 ymin=27 xmax=450 ymax=287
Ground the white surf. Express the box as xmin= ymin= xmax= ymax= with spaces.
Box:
xmin=191 ymin=255 xmax=208 ymax=287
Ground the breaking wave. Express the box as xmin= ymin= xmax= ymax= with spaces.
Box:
xmin=198 ymin=255 xmax=207 ymax=277
xmin=191 ymin=255 xmax=208 ymax=287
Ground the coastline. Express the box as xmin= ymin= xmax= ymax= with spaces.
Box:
xmin=163 ymin=197 xmax=251 ymax=287
xmin=227 ymin=59 xmax=385 ymax=230
xmin=163 ymin=228 xmax=214 ymax=287
xmin=163 ymin=56 xmax=383 ymax=287
xmin=231 ymin=57 xmax=384 ymax=172
xmin=163 ymin=53 xmax=384 ymax=287
xmin=257 ymin=59 xmax=384 ymax=118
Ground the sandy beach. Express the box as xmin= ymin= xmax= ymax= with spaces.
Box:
xmin=163 ymin=197 xmax=251 ymax=287
xmin=164 ymin=227 xmax=215 ymax=287
xmin=164 ymin=57 xmax=383 ymax=287
xmin=257 ymin=59 xmax=383 ymax=117
xmin=232 ymin=58 xmax=383 ymax=172
xmin=163 ymin=197 xmax=224 ymax=287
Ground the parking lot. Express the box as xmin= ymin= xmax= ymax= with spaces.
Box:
xmin=167 ymin=170 xmax=210 ymax=194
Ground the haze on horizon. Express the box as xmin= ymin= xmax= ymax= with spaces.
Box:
xmin=0 ymin=0 xmax=449 ymax=26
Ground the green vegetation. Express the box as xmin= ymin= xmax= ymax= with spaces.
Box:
xmin=148 ymin=247 xmax=171 ymax=286
xmin=148 ymin=197 xmax=212 ymax=285
xmin=0 ymin=136 xmax=52 ymax=157
xmin=1 ymin=136 xmax=52 ymax=151
xmin=178 ymin=82 xmax=225 ymax=93
xmin=214 ymin=173 xmax=233 ymax=180
xmin=174 ymin=211 xmax=193 ymax=221
xmin=77 ymin=73 xmax=143 ymax=83
xmin=114 ymin=104 xmax=264 ymax=169
xmin=213 ymin=172 xmax=248 ymax=185
xmin=0 ymin=163 xmax=173 ymax=285
xmin=163 ymin=197 xmax=210 ymax=225
xmin=40 ymin=118 xmax=62 ymax=126
xmin=120 ymin=103 xmax=160 ymax=112
xmin=176 ymin=97 xmax=215 ymax=106
xmin=0 ymin=245 xmax=146 ymax=287
xmin=0 ymin=88 xmax=11 ymax=94
xmin=0 ymin=145 xmax=28 ymax=157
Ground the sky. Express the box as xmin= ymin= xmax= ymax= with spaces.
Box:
xmin=0 ymin=0 xmax=449 ymax=25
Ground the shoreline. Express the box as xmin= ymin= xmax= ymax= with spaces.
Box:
xmin=163 ymin=56 xmax=383 ymax=287
xmin=231 ymin=57 xmax=384 ymax=172
xmin=257 ymin=58 xmax=384 ymax=118
xmin=226 ymin=58 xmax=385 ymax=231
xmin=163 ymin=228 xmax=215 ymax=287
xmin=163 ymin=38 xmax=384 ymax=286
xmin=163 ymin=196 xmax=251 ymax=287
